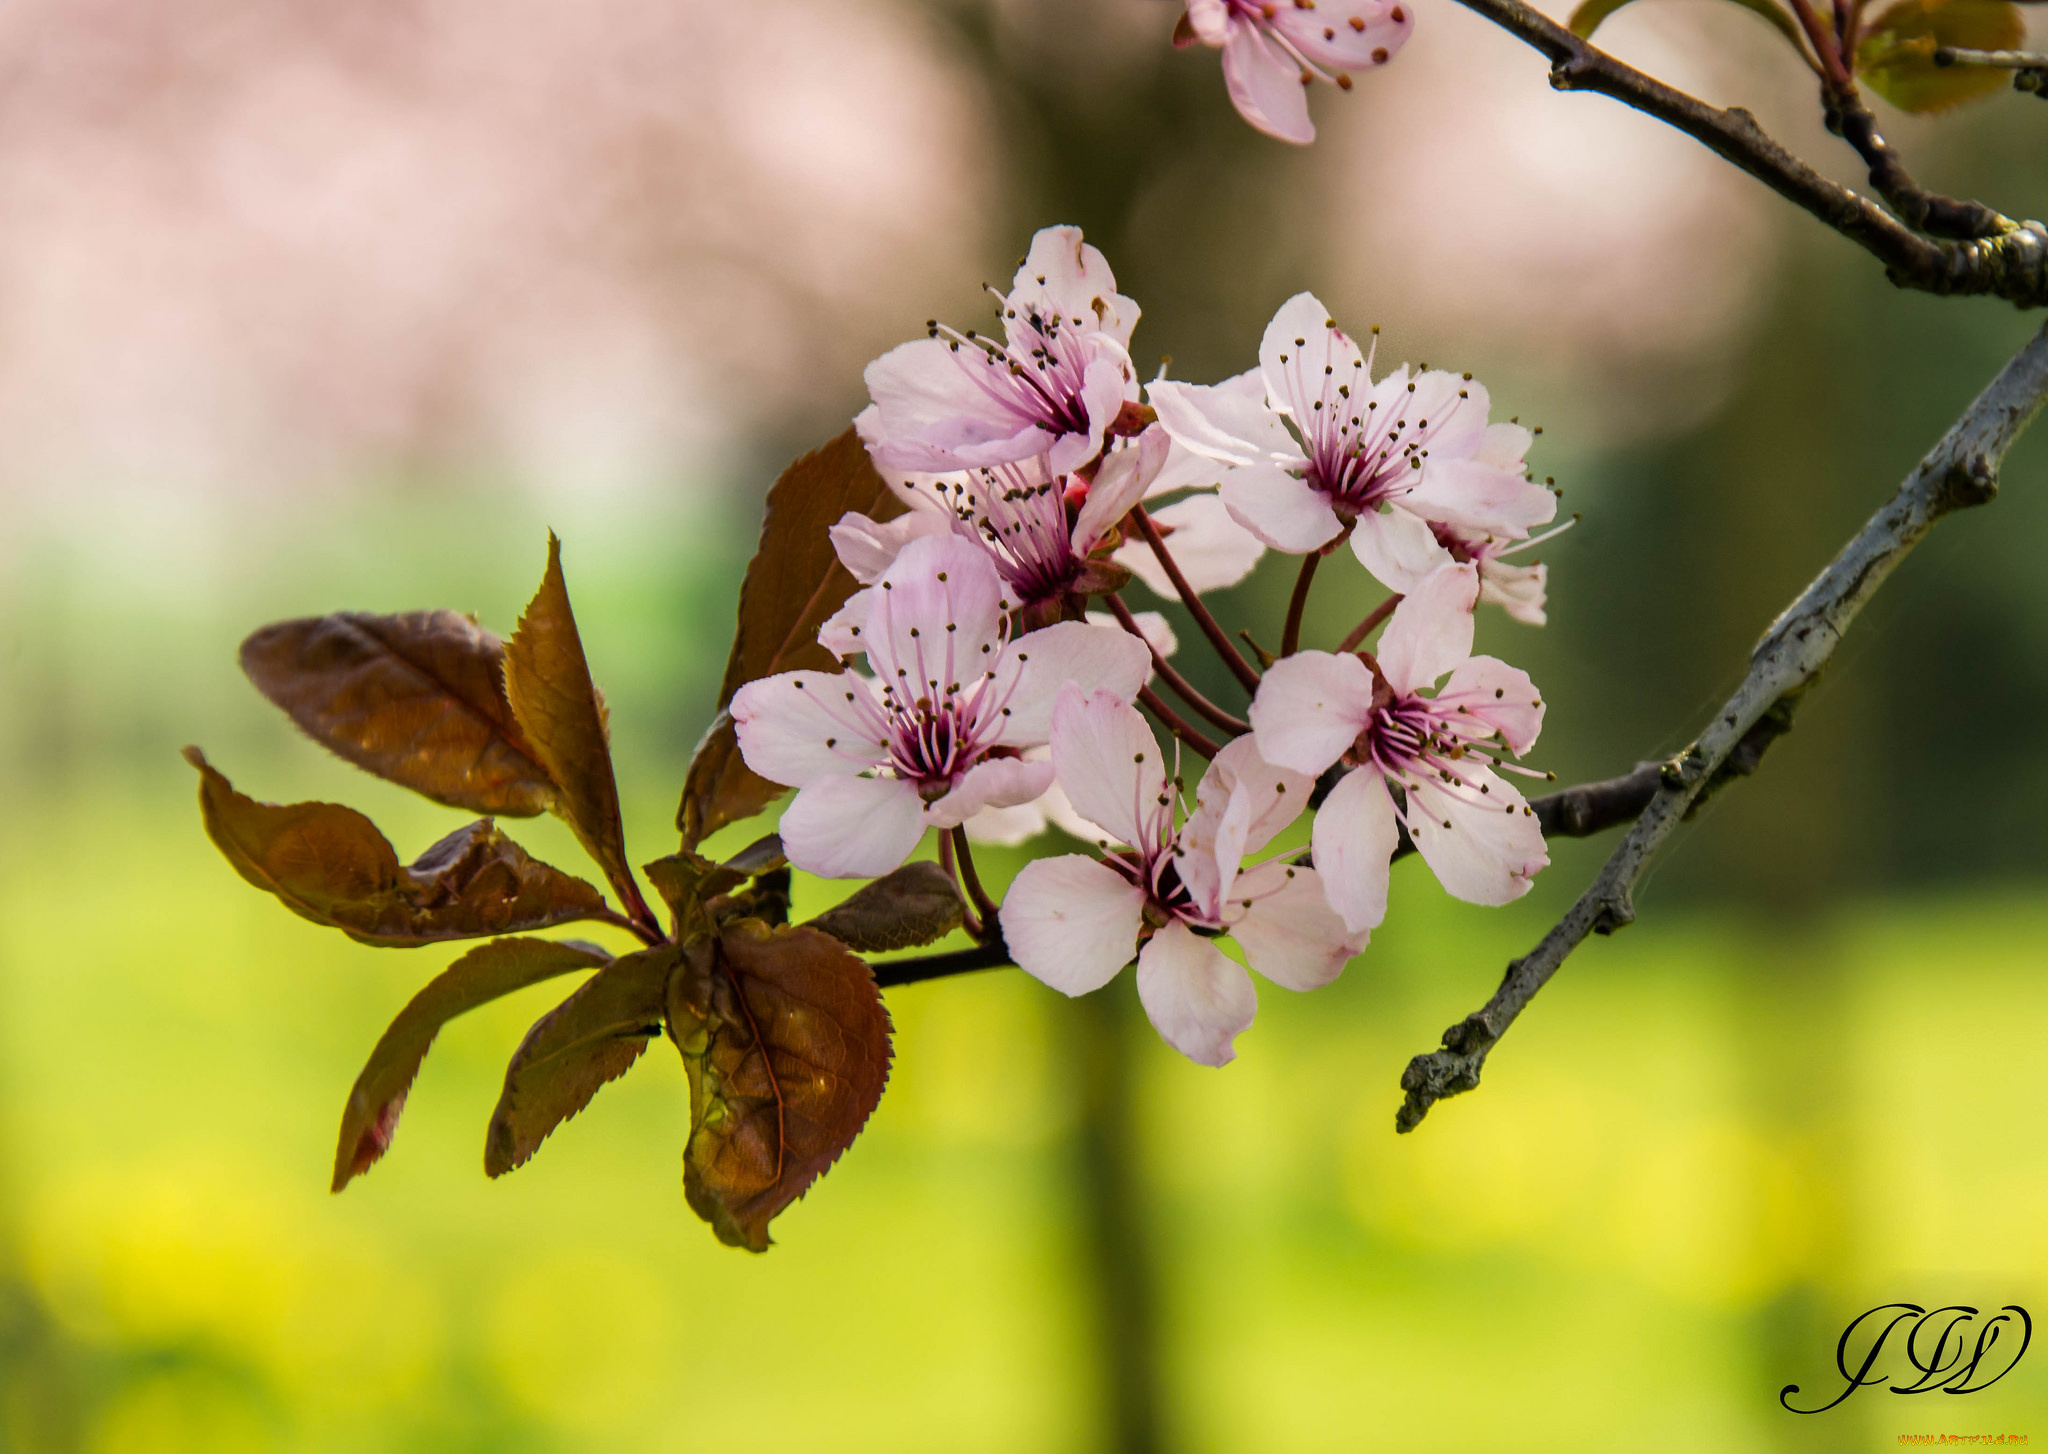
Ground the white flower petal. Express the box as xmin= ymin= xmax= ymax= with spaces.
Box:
xmin=1087 ymin=609 xmax=1178 ymax=667
xmin=1348 ymin=503 xmax=1456 ymax=594
xmin=1186 ymin=732 xmax=1313 ymax=857
xmin=1222 ymin=462 xmax=1344 ymax=554
xmin=1011 ymin=225 xmax=1140 ymax=352
xmin=1479 ymin=558 xmax=1548 ymax=626
xmin=865 ymin=534 xmax=1006 ymax=699
xmin=989 ymin=621 xmax=1150 ymax=747
xmin=1048 ymin=685 xmax=1166 ymax=852
xmin=817 ymin=586 xmax=872 ymax=660
xmin=1376 ymin=562 xmax=1478 ymax=695
xmin=778 ymin=774 xmax=929 ymax=880
xmin=1227 ymin=860 xmax=1361 ymax=991
xmin=1311 ymin=767 xmax=1400 ymax=935
xmin=963 ymin=796 xmax=1051 ymax=847
xmin=1404 ymin=769 xmax=1548 ymax=906
xmin=1248 ymin=651 xmax=1373 ymax=776
xmin=925 ymin=756 xmax=1058 ymax=830
xmin=829 ymin=509 xmax=953 ymax=585
xmin=861 ymin=338 xmax=1051 ymax=474
xmin=1406 ymin=458 xmax=1558 ymax=535
xmin=1147 ymin=374 xmax=1300 ymax=469
xmin=1259 ymin=292 xmax=1367 ymax=415
xmin=731 ymin=670 xmax=887 ymax=787
xmin=1001 ymin=854 xmax=1146 ymax=995
xmin=1136 ymin=921 xmax=1258 ymax=1066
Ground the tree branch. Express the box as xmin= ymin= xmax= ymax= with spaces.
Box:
xmin=1825 ymin=86 xmax=2006 ymax=241
xmin=1395 ymin=319 xmax=2048 ymax=1134
xmin=1453 ymin=0 xmax=2048 ymax=305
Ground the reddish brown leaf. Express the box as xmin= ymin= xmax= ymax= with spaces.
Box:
xmin=239 ymin=610 xmax=557 ymax=817
xmin=187 ymin=747 xmax=608 ymax=946
xmin=333 ymin=936 xmax=612 ymax=1191
xmin=667 ymin=920 xmax=892 ymax=1251
xmin=677 ymin=427 xmax=906 ymax=849
xmin=503 ymin=534 xmax=639 ymax=910
xmin=484 ymin=942 xmax=681 ymax=1177
xmin=804 ymin=861 xmax=962 ymax=953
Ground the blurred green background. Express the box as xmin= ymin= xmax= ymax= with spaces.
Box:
xmin=2 ymin=0 xmax=2047 ymax=1449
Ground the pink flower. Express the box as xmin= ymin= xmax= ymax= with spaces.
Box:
xmin=1111 ymin=372 xmax=1270 ymax=597
xmin=1248 ymin=563 xmax=1550 ymax=933
xmin=1000 ymin=687 xmax=1362 ymax=1066
xmin=855 ymin=225 xmax=1140 ymax=480
xmin=1430 ymin=520 xmax=1555 ymax=626
xmin=1177 ymin=0 xmax=1414 ymax=145
xmin=1148 ymin=293 xmax=1557 ymax=595
xmin=731 ymin=535 xmax=1149 ymax=879
xmin=835 ymin=427 xmax=1171 ymax=622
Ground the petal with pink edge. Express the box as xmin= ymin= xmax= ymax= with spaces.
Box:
xmin=1222 ymin=463 xmax=1344 ymax=554
xmin=1136 ymin=921 xmax=1259 ymax=1066
xmin=1116 ymin=492 xmax=1267 ymax=596
xmin=1048 ymin=685 xmax=1166 ymax=852
xmin=1227 ymin=860 xmax=1361 ymax=991
xmin=778 ymin=774 xmax=929 ymax=880
xmin=989 ymin=621 xmax=1150 ymax=747
xmin=1001 ymin=854 xmax=1146 ymax=995
xmin=1311 ymin=767 xmax=1401 ymax=935
xmin=1247 ymin=651 xmax=1374 ymax=776
xmin=731 ymin=670 xmax=887 ymax=787
xmin=1221 ymin=22 xmax=1316 ymax=144
xmin=1376 ymin=562 xmax=1478 ymax=695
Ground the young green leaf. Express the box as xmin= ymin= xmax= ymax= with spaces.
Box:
xmin=239 ymin=610 xmax=557 ymax=817
xmin=677 ymin=427 xmax=906 ymax=849
xmin=804 ymin=861 xmax=964 ymax=953
xmin=503 ymin=534 xmax=641 ymax=912
xmin=333 ymin=936 xmax=613 ymax=1192
xmin=484 ymin=942 xmax=683 ymax=1176
xmin=667 ymin=921 xmax=893 ymax=1251
xmin=1858 ymin=0 xmax=2023 ymax=111
xmin=187 ymin=747 xmax=608 ymax=946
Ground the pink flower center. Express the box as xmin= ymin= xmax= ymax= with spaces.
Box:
xmin=931 ymin=302 xmax=1096 ymax=444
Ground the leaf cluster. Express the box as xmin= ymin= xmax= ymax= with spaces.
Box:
xmin=192 ymin=430 xmax=958 ymax=1250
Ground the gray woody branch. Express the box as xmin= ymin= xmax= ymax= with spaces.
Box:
xmin=1397 ymin=318 xmax=2048 ymax=1133
xmin=1453 ymin=0 xmax=2048 ymax=305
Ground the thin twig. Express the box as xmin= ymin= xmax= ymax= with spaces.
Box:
xmin=1395 ymin=319 xmax=2048 ymax=1135
xmin=1452 ymin=0 xmax=2048 ymax=305
xmin=1281 ymin=551 xmax=1322 ymax=657
xmin=937 ymin=830 xmax=984 ymax=942
xmin=1129 ymin=504 xmax=1263 ymax=693
xmin=1935 ymin=46 xmax=2048 ymax=68
xmin=1335 ymin=593 xmax=1401 ymax=655
xmin=1138 ymin=684 xmax=1224 ymax=759
xmin=1826 ymin=86 xmax=2006 ymax=241
xmin=1103 ymin=593 xmax=1251 ymax=736
xmin=949 ymin=826 xmax=1000 ymax=934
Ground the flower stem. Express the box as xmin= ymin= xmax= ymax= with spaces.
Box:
xmin=1102 ymin=594 xmax=1250 ymax=737
xmin=1280 ymin=551 xmax=1322 ymax=658
xmin=593 ymin=905 xmax=665 ymax=948
xmin=947 ymin=827 xmax=999 ymax=940
xmin=1336 ymin=593 xmax=1402 ymax=655
xmin=1137 ymin=684 xmax=1223 ymax=760
xmin=1128 ymin=504 xmax=1262 ymax=694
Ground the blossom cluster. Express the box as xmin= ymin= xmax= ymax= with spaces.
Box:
xmin=732 ymin=225 xmax=1566 ymax=1066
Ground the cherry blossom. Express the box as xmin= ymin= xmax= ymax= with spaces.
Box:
xmin=855 ymin=225 xmax=1141 ymax=481
xmin=1148 ymin=292 xmax=1557 ymax=595
xmin=1176 ymin=0 xmax=1414 ymax=145
xmin=1247 ymin=563 xmax=1550 ymax=933
xmin=1001 ymin=686 xmax=1362 ymax=1066
xmin=730 ymin=535 xmax=1149 ymax=879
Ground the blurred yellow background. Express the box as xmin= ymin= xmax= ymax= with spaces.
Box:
xmin=1 ymin=0 xmax=2047 ymax=1450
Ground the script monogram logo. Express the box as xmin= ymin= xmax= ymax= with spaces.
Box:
xmin=1780 ymin=1304 xmax=2033 ymax=1414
